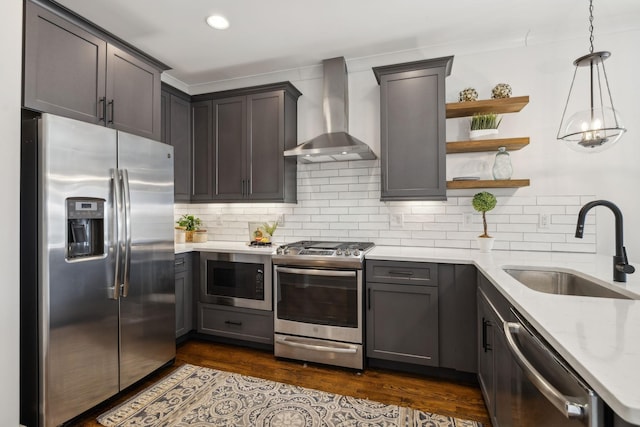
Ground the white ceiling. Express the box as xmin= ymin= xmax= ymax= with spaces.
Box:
xmin=55 ymin=0 xmax=640 ymax=88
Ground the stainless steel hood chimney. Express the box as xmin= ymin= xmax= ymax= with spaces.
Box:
xmin=284 ymin=57 xmax=376 ymax=163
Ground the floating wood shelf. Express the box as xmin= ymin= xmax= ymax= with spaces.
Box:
xmin=446 ymin=96 xmax=530 ymax=118
xmin=446 ymin=137 xmax=530 ymax=154
xmin=446 ymin=179 xmax=530 ymax=189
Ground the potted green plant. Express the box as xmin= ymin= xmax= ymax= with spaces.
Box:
xmin=470 ymin=113 xmax=502 ymax=139
xmin=472 ymin=191 xmax=497 ymax=252
xmin=176 ymin=214 xmax=202 ymax=242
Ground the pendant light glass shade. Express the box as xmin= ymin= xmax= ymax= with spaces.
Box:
xmin=557 ymin=2 xmax=626 ymax=152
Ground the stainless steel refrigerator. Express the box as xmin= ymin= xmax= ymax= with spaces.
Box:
xmin=20 ymin=113 xmax=176 ymax=427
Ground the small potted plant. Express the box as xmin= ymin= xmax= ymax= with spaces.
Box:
xmin=470 ymin=113 xmax=502 ymax=139
xmin=176 ymin=214 xmax=202 ymax=243
xmin=472 ymin=191 xmax=497 ymax=252
xmin=262 ymin=221 xmax=279 ymax=241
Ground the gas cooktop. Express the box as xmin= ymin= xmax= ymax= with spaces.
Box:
xmin=272 ymin=241 xmax=375 ymax=269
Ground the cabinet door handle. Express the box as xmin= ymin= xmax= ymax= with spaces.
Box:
xmin=482 ymin=317 xmax=492 ymax=352
xmin=98 ymin=97 xmax=106 ymax=122
xmin=107 ymin=99 xmax=115 ymax=124
xmin=241 ymin=179 xmax=245 ymax=196
xmin=225 ymin=320 xmax=242 ymax=326
xmin=388 ymin=270 xmax=414 ymax=276
xmin=175 ymin=260 xmax=185 ymax=266
xmin=246 ymin=179 xmax=251 ymax=196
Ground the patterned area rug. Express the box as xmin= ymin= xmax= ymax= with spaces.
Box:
xmin=98 ymin=364 xmax=482 ymax=427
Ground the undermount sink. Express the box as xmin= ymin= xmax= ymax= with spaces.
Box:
xmin=503 ymin=268 xmax=633 ymax=300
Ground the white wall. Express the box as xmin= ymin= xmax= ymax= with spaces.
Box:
xmin=189 ymin=27 xmax=640 ymax=260
xmin=1 ymin=1 xmax=22 ymax=425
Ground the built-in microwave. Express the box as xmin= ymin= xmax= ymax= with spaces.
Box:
xmin=200 ymin=252 xmax=272 ymax=311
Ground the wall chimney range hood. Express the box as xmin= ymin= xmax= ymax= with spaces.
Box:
xmin=284 ymin=57 xmax=376 ymax=163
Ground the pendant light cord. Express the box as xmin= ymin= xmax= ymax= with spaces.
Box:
xmin=589 ymin=0 xmax=594 ymax=53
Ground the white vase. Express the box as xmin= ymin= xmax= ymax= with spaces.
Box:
xmin=469 ymin=129 xmax=499 ymax=140
xmin=476 ymin=236 xmax=495 ymax=253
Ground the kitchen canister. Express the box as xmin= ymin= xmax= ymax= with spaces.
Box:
xmin=175 ymin=227 xmax=186 ymax=243
xmin=492 ymin=146 xmax=513 ymax=180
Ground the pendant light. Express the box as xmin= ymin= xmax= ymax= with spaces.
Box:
xmin=557 ymin=0 xmax=626 ymax=152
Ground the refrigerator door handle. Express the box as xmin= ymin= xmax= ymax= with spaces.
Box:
xmin=121 ymin=169 xmax=132 ymax=298
xmin=111 ymin=169 xmax=122 ymax=300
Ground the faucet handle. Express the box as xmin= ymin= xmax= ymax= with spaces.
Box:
xmin=616 ymin=263 xmax=636 ymax=274
xmin=615 ymin=247 xmax=635 ymax=274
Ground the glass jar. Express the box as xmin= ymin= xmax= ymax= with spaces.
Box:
xmin=492 ymin=146 xmax=513 ymax=180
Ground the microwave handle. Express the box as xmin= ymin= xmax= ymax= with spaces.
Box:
xmin=503 ymin=321 xmax=586 ymax=419
xmin=275 ymin=266 xmax=356 ymax=278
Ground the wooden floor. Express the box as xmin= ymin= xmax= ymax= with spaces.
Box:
xmin=70 ymin=338 xmax=491 ymax=426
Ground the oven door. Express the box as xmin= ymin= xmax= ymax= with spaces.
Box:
xmin=274 ymin=266 xmax=362 ymax=344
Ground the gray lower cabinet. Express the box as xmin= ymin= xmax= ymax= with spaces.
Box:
xmin=198 ymin=304 xmax=274 ymax=345
xmin=161 ymin=84 xmax=192 ymax=202
xmin=23 ymin=0 xmax=164 ymax=140
xmin=190 ymin=82 xmax=301 ymax=203
xmin=366 ymin=261 xmax=439 ymax=366
xmin=175 ymin=253 xmax=193 ymax=338
xmin=477 ymin=272 xmax=514 ymax=427
xmin=438 ymin=264 xmax=477 ymax=373
xmin=366 ymin=260 xmax=477 ymax=373
xmin=373 ymin=56 xmax=453 ymax=201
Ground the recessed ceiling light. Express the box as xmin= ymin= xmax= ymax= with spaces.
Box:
xmin=206 ymin=15 xmax=229 ymax=30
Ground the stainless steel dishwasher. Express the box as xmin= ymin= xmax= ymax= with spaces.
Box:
xmin=504 ymin=309 xmax=604 ymax=427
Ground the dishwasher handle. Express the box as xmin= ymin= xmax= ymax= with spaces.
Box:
xmin=503 ymin=321 xmax=586 ymax=420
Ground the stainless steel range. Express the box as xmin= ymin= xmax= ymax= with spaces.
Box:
xmin=272 ymin=241 xmax=375 ymax=370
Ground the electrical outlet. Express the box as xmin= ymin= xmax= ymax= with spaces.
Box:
xmin=277 ymin=214 xmax=285 ymax=226
xmin=390 ymin=213 xmax=404 ymax=227
xmin=463 ymin=213 xmax=473 ymax=227
xmin=539 ymin=213 xmax=550 ymax=229
xmin=215 ymin=214 xmax=223 ymax=226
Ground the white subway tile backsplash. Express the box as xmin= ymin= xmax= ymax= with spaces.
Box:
xmin=510 ymin=242 xmax=553 ymax=251
xmin=175 ymin=162 xmax=596 ymax=253
xmin=537 ymin=196 xmax=582 ymax=206
xmin=329 ymin=176 xmax=359 ymax=185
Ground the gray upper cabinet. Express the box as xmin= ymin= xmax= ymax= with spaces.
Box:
xmin=191 ymin=82 xmax=301 ymax=203
xmin=191 ymin=100 xmax=214 ymax=201
xmin=373 ymin=56 xmax=453 ymax=201
xmin=212 ymin=95 xmax=247 ymax=201
xmin=23 ymin=0 xmax=165 ymax=141
xmin=161 ymin=84 xmax=192 ymax=202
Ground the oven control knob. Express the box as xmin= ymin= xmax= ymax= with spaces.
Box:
xmin=344 ymin=249 xmax=351 ymax=256
xmin=353 ymin=249 xmax=360 ymax=256
xmin=336 ymin=249 xmax=343 ymax=255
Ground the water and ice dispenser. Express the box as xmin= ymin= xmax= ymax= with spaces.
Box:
xmin=66 ymin=198 xmax=105 ymax=259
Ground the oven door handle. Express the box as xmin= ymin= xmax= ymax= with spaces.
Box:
xmin=503 ymin=321 xmax=586 ymax=419
xmin=276 ymin=336 xmax=358 ymax=354
xmin=275 ymin=266 xmax=357 ymax=277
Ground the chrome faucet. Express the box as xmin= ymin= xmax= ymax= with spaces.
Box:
xmin=575 ymin=200 xmax=635 ymax=282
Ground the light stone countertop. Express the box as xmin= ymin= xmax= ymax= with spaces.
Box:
xmin=175 ymin=241 xmax=276 ymax=256
xmin=367 ymin=246 xmax=640 ymax=425
xmin=175 ymin=241 xmax=640 ymax=424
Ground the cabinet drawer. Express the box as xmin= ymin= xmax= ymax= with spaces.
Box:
xmin=175 ymin=253 xmax=190 ymax=273
xmin=366 ymin=260 xmax=437 ymax=285
xmin=199 ymin=304 xmax=273 ymax=344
